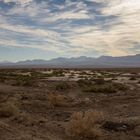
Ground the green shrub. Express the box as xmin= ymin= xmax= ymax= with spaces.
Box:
xmin=52 ymin=70 xmax=65 ymax=77
xmin=12 ymin=75 xmax=34 ymax=87
xmin=55 ymin=82 xmax=70 ymax=90
xmin=77 ymin=79 xmax=92 ymax=87
xmin=112 ymin=83 xmax=128 ymax=91
xmin=84 ymin=83 xmax=127 ymax=93
xmin=84 ymin=84 xmax=117 ymax=93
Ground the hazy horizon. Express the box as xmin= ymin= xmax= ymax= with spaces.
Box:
xmin=0 ymin=0 xmax=140 ymax=62
xmin=0 ymin=53 xmax=140 ymax=64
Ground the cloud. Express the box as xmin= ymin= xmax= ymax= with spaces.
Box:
xmin=3 ymin=0 xmax=32 ymax=5
xmin=63 ymin=0 xmax=140 ymax=56
xmin=0 ymin=0 xmax=140 ymax=60
xmin=0 ymin=23 xmax=59 ymax=38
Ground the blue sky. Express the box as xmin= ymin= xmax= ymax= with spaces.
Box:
xmin=0 ymin=0 xmax=140 ymax=62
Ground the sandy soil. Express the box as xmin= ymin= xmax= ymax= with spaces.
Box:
xmin=0 ymin=69 xmax=140 ymax=140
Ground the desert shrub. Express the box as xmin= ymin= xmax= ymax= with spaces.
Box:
xmin=112 ymin=83 xmax=128 ymax=91
xmin=0 ymin=72 xmax=21 ymax=83
xmin=79 ymin=71 xmax=88 ymax=75
xmin=68 ymin=75 xmax=74 ymax=79
xmin=0 ymin=76 xmax=6 ymax=83
xmin=0 ymin=102 xmax=19 ymax=117
xmin=47 ymin=94 xmax=70 ymax=107
xmin=0 ymin=71 xmax=34 ymax=86
xmin=84 ymin=82 xmax=127 ymax=93
xmin=55 ymin=82 xmax=70 ymax=90
xmin=66 ymin=109 xmax=103 ymax=139
xmin=77 ymin=79 xmax=92 ymax=87
xmin=93 ymin=78 xmax=106 ymax=85
xmin=84 ymin=84 xmax=117 ymax=93
xmin=30 ymin=71 xmax=43 ymax=78
xmin=13 ymin=76 xmax=34 ymax=87
xmin=52 ymin=70 xmax=65 ymax=77
xmin=129 ymin=77 xmax=137 ymax=80
xmin=112 ymin=78 xmax=118 ymax=80
xmin=31 ymin=71 xmax=60 ymax=79
xmin=78 ymin=75 xmax=86 ymax=79
xmin=102 ymin=120 xmax=135 ymax=132
xmin=30 ymin=71 xmax=64 ymax=78
xmin=13 ymin=112 xmax=35 ymax=126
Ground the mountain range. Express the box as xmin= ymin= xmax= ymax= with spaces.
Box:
xmin=0 ymin=54 xmax=140 ymax=68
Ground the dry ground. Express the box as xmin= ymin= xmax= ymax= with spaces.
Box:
xmin=0 ymin=68 xmax=140 ymax=140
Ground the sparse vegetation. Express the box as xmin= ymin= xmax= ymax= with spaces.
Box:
xmin=13 ymin=112 xmax=35 ymax=126
xmin=93 ymin=78 xmax=106 ymax=85
xmin=52 ymin=70 xmax=65 ymax=77
xmin=66 ymin=109 xmax=103 ymax=139
xmin=12 ymin=76 xmax=35 ymax=86
xmin=0 ymin=102 xmax=19 ymax=117
xmin=55 ymin=82 xmax=70 ymax=90
xmin=84 ymin=84 xmax=117 ymax=93
xmin=83 ymin=81 xmax=128 ymax=93
xmin=112 ymin=82 xmax=128 ymax=91
xmin=77 ymin=79 xmax=92 ymax=87
xmin=0 ymin=68 xmax=139 ymax=140
xmin=129 ymin=77 xmax=137 ymax=80
xmin=47 ymin=93 xmax=70 ymax=107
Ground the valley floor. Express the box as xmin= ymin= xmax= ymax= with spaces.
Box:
xmin=0 ymin=68 xmax=140 ymax=140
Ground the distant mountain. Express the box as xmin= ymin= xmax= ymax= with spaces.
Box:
xmin=0 ymin=60 xmax=11 ymax=64
xmin=0 ymin=54 xmax=140 ymax=68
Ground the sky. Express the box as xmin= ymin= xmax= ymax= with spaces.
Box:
xmin=0 ymin=0 xmax=140 ymax=62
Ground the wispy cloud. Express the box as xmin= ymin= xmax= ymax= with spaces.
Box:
xmin=3 ymin=0 xmax=32 ymax=5
xmin=0 ymin=0 xmax=140 ymax=61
